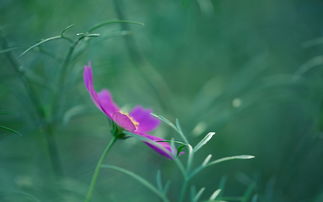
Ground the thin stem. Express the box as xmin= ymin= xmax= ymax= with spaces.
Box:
xmin=179 ymin=180 xmax=189 ymax=202
xmin=51 ymin=36 xmax=84 ymax=121
xmin=43 ymin=124 xmax=63 ymax=177
xmin=1 ymin=35 xmax=45 ymax=119
xmin=1 ymin=34 xmax=63 ymax=177
xmin=84 ymin=136 xmax=118 ymax=202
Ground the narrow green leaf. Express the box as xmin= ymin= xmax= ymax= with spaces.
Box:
xmin=190 ymin=185 xmax=197 ymax=200
xmin=208 ymin=155 xmax=255 ymax=166
xmin=193 ymin=187 xmax=205 ymax=202
xmin=209 ymin=189 xmax=221 ymax=200
xmin=153 ymin=114 xmax=189 ymax=145
xmin=251 ymin=194 xmax=258 ymax=202
xmin=102 ymin=165 xmax=168 ymax=202
xmin=88 ymin=20 xmax=144 ymax=32
xmin=193 ymin=132 xmax=216 ymax=152
xmin=241 ymin=183 xmax=256 ymax=202
xmin=163 ymin=180 xmax=171 ymax=194
xmin=156 ymin=170 xmax=163 ymax=191
xmin=0 ymin=126 xmax=22 ymax=136
xmin=152 ymin=114 xmax=177 ymax=131
xmin=19 ymin=35 xmax=62 ymax=57
xmin=175 ymin=119 xmax=189 ymax=144
xmin=125 ymin=131 xmax=187 ymax=179
xmin=189 ymin=156 xmax=254 ymax=179
xmin=0 ymin=47 xmax=18 ymax=54
xmin=218 ymin=176 xmax=227 ymax=192
xmin=202 ymin=154 xmax=212 ymax=166
xmin=61 ymin=24 xmax=74 ymax=36
xmin=63 ymin=105 xmax=85 ymax=125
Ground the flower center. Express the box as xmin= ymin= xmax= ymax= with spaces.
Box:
xmin=120 ymin=111 xmax=139 ymax=129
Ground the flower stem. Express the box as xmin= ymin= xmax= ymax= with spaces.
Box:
xmin=85 ymin=136 xmax=118 ymax=202
xmin=43 ymin=124 xmax=63 ymax=177
xmin=1 ymin=33 xmax=63 ymax=177
xmin=179 ymin=179 xmax=189 ymax=202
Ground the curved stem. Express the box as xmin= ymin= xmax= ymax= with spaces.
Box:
xmin=51 ymin=36 xmax=83 ymax=121
xmin=84 ymin=136 xmax=118 ymax=202
xmin=1 ymin=34 xmax=63 ymax=177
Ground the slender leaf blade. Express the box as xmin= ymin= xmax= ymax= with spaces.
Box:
xmin=89 ymin=20 xmax=144 ymax=32
xmin=156 ymin=170 xmax=163 ymax=191
xmin=209 ymin=189 xmax=221 ymax=200
xmin=193 ymin=187 xmax=205 ymax=202
xmin=202 ymin=154 xmax=212 ymax=166
xmin=208 ymin=155 xmax=255 ymax=166
xmin=102 ymin=165 xmax=168 ymax=202
xmin=0 ymin=126 xmax=22 ymax=136
xmin=175 ymin=118 xmax=189 ymax=144
xmin=194 ymin=132 xmax=216 ymax=152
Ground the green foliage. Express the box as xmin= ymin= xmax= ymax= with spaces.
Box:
xmin=1 ymin=0 xmax=323 ymax=201
xmin=97 ymin=115 xmax=253 ymax=201
xmin=0 ymin=126 xmax=22 ymax=136
xmin=102 ymin=165 xmax=169 ymax=202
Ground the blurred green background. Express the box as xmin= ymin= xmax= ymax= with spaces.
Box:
xmin=1 ymin=0 xmax=323 ymax=201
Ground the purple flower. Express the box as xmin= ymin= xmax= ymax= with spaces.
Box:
xmin=84 ymin=64 xmax=173 ymax=158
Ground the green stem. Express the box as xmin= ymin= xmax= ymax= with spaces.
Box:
xmin=51 ymin=36 xmax=83 ymax=121
xmin=43 ymin=124 xmax=63 ymax=177
xmin=179 ymin=179 xmax=189 ymax=202
xmin=85 ymin=136 xmax=118 ymax=202
xmin=1 ymin=34 xmax=63 ymax=177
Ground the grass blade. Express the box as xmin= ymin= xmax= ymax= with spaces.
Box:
xmin=241 ymin=183 xmax=256 ymax=202
xmin=202 ymin=154 xmax=212 ymax=166
xmin=189 ymin=156 xmax=254 ymax=179
xmin=88 ymin=20 xmax=144 ymax=32
xmin=19 ymin=35 xmax=62 ymax=57
xmin=175 ymin=119 xmax=189 ymax=144
xmin=152 ymin=114 xmax=177 ymax=131
xmin=208 ymin=155 xmax=255 ymax=166
xmin=102 ymin=165 xmax=168 ymax=202
xmin=63 ymin=105 xmax=85 ymax=125
xmin=190 ymin=185 xmax=197 ymax=200
xmin=0 ymin=126 xmax=22 ymax=136
xmin=0 ymin=47 xmax=18 ymax=54
xmin=152 ymin=114 xmax=189 ymax=144
xmin=163 ymin=180 xmax=171 ymax=194
xmin=209 ymin=189 xmax=221 ymax=200
xmin=156 ymin=170 xmax=163 ymax=191
xmin=193 ymin=187 xmax=205 ymax=202
xmin=193 ymin=132 xmax=216 ymax=152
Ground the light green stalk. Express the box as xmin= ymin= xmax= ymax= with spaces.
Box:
xmin=84 ymin=136 xmax=118 ymax=202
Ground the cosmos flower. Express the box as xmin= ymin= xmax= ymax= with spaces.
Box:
xmin=83 ymin=64 xmax=173 ymax=158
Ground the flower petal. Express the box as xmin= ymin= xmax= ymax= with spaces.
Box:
xmin=130 ymin=106 xmax=160 ymax=133
xmin=84 ymin=65 xmax=120 ymax=119
xmin=84 ymin=65 xmax=101 ymax=109
xmin=98 ymin=89 xmax=119 ymax=117
xmin=112 ymin=112 xmax=136 ymax=132
xmin=139 ymin=133 xmax=173 ymax=159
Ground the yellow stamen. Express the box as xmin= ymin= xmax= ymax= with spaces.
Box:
xmin=120 ymin=111 xmax=139 ymax=128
